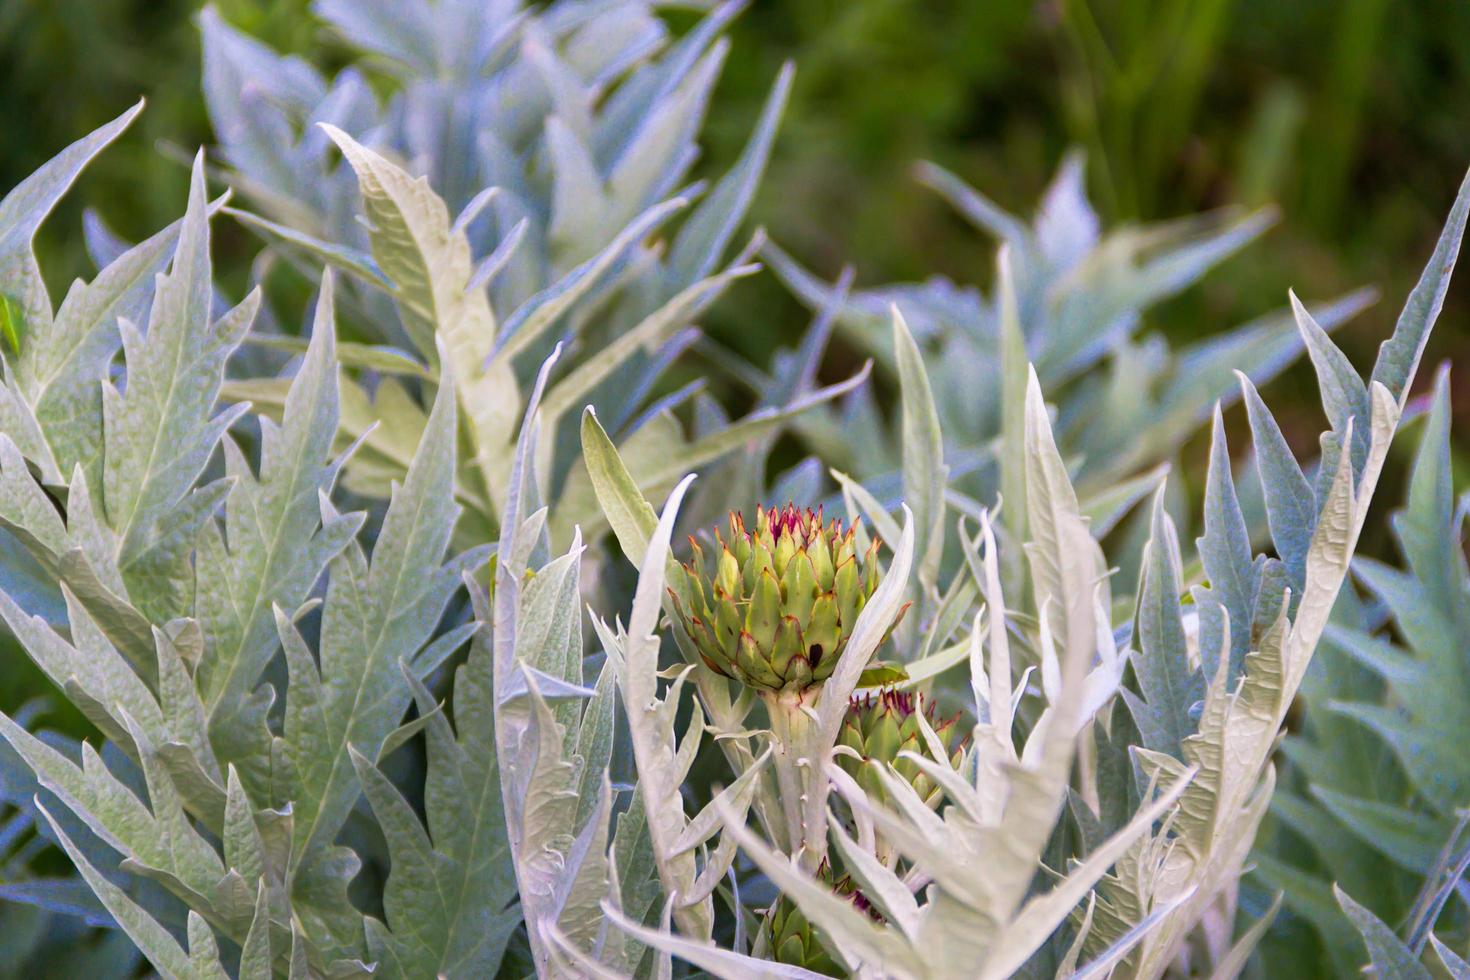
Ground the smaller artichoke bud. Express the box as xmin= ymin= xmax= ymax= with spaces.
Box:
xmin=836 ymin=689 xmax=965 ymax=809
xmin=767 ymin=893 xmax=843 ymax=976
xmin=766 ymin=863 xmax=883 ymax=976
xmin=671 ymin=504 xmax=908 ymax=696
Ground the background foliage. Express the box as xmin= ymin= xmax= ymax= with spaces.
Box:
xmin=2 ymin=1 xmax=1470 ymax=977
xmin=7 ymin=0 xmax=1470 ymax=419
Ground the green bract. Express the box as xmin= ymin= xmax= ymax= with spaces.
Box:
xmin=671 ymin=504 xmax=906 ymax=695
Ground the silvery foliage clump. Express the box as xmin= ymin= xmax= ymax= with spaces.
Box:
xmin=1251 ymin=363 xmax=1470 ymax=978
xmin=763 ymin=156 xmax=1376 ymax=593
xmin=202 ymin=0 xmax=861 ymax=549
xmin=0 ymin=106 xmax=608 ymax=976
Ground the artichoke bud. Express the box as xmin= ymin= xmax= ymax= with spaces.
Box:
xmin=836 ymin=689 xmax=966 ymax=809
xmin=766 ymin=863 xmax=883 ymax=976
xmin=671 ymin=504 xmax=902 ymax=695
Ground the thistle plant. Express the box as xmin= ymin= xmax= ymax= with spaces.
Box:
xmin=2 ymin=4 xmax=1470 ymax=978
xmin=667 ymin=503 xmax=910 ymax=869
xmin=834 ymin=689 xmax=965 ymax=869
xmin=613 ymin=370 xmax=1191 ymax=978
xmin=604 ymin=173 xmax=1470 ymax=978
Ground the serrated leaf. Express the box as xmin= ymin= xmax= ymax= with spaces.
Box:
xmin=15 ymin=203 xmax=208 ymax=478
xmin=36 ymin=799 xmax=198 ymax=979
xmin=1239 ymin=372 xmax=1316 ymax=592
xmin=1126 ymin=487 xmax=1203 ymax=759
xmin=1196 ymin=406 xmax=1257 ymax=678
xmin=197 ymin=276 xmax=356 ymax=785
xmin=666 ymin=60 xmax=792 ymax=288
xmin=322 ymin=123 xmax=519 ymax=514
xmin=893 ymin=307 xmax=946 ymax=598
xmin=1371 ymin=167 xmax=1470 ymax=405
xmin=100 ymin=153 xmax=254 ymax=619
xmin=286 ymin=376 xmax=476 ymax=876
xmin=1337 ymin=886 xmax=1433 ymax=980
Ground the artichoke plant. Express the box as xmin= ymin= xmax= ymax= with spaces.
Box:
xmin=1 ymin=1 xmax=1468 ymax=974
xmin=671 ymin=504 xmax=907 ymax=698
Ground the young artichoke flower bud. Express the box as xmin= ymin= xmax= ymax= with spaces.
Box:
xmin=767 ymin=894 xmax=844 ymax=977
xmin=766 ymin=864 xmax=882 ymax=976
xmin=671 ymin=504 xmax=907 ymax=696
xmin=836 ymin=689 xmax=965 ymax=809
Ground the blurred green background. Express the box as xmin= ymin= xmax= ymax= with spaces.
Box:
xmin=707 ymin=0 xmax=1470 ymax=449
xmin=5 ymin=0 xmax=1470 ymax=434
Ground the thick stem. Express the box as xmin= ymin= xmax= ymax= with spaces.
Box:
xmin=764 ymin=687 xmax=826 ymax=872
